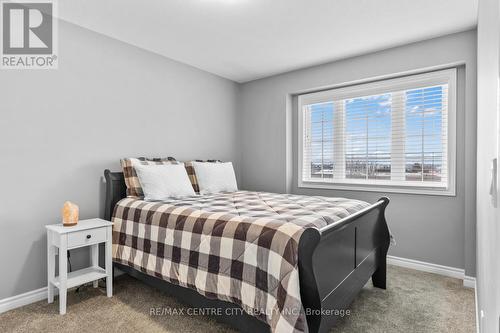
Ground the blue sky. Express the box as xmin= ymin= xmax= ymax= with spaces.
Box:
xmin=309 ymin=85 xmax=444 ymax=166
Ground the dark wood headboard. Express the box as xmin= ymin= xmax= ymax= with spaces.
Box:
xmin=104 ymin=170 xmax=126 ymax=221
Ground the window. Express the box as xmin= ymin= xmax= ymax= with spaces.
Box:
xmin=298 ymin=68 xmax=456 ymax=195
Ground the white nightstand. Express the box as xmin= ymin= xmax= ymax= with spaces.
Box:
xmin=46 ymin=218 xmax=113 ymax=314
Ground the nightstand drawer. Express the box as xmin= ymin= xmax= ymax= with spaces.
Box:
xmin=67 ymin=228 xmax=107 ymax=249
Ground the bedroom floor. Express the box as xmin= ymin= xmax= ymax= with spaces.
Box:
xmin=0 ymin=265 xmax=475 ymax=333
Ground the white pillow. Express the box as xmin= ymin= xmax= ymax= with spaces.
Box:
xmin=134 ymin=163 xmax=195 ymax=200
xmin=192 ymin=162 xmax=238 ymax=195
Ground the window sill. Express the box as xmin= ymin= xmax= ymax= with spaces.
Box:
xmin=298 ymin=180 xmax=456 ymax=196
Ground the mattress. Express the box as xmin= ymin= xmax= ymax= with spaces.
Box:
xmin=112 ymin=190 xmax=370 ymax=333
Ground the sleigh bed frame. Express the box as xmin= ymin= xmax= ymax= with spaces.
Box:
xmin=104 ymin=169 xmax=391 ymax=333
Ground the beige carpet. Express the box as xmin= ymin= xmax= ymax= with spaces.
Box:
xmin=0 ymin=265 xmax=475 ymax=333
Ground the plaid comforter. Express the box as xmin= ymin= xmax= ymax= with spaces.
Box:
xmin=112 ymin=191 xmax=369 ymax=333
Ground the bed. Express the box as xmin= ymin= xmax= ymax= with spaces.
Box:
xmin=104 ymin=169 xmax=391 ymax=333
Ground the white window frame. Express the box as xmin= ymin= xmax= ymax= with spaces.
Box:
xmin=297 ymin=68 xmax=457 ymax=196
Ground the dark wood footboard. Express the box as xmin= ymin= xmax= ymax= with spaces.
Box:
xmin=104 ymin=170 xmax=390 ymax=333
xmin=298 ymin=198 xmax=390 ymax=333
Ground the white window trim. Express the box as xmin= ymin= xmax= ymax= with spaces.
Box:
xmin=297 ymin=68 xmax=457 ymax=196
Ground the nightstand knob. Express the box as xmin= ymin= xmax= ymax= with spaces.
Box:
xmin=86 ymin=234 xmax=91 ymax=239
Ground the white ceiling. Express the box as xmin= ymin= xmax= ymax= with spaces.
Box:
xmin=58 ymin=0 xmax=478 ymax=83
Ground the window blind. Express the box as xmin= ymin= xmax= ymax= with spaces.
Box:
xmin=299 ymin=69 xmax=455 ymax=194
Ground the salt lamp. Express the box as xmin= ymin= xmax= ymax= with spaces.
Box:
xmin=62 ymin=201 xmax=79 ymax=226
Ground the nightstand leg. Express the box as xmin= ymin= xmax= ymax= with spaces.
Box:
xmin=47 ymin=231 xmax=55 ymax=303
xmin=90 ymin=244 xmax=99 ymax=288
xmin=105 ymin=227 xmax=112 ymax=297
xmin=59 ymin=236 xmax=68 ymax=315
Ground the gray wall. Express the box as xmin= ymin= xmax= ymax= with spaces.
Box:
xmin=0 ymin=21 xmax=239 ymax=299
xmin=0 ymin=23 xmax=477 ymax=301
xmin=238 ymin=30 xmax=477 ymax=276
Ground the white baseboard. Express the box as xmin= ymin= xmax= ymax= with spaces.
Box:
xmin=387 ymin=255 xmax=475 ymax=289
xmin=0 ymin=287 xmax=48 ymax=314
xmin=463 ymin=275 xmax=476 ymax=289
xmin=0 ymin=256 xmax=476 ymax=314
